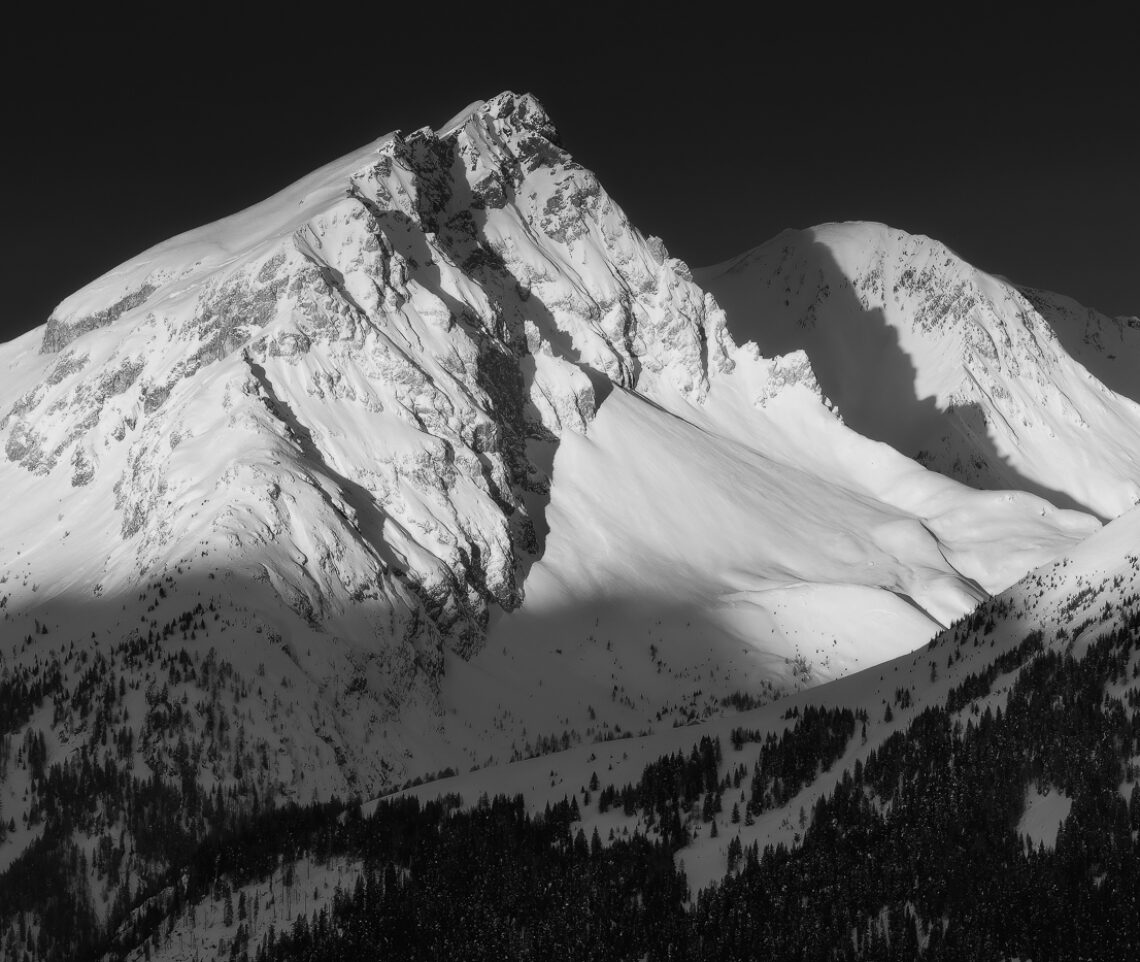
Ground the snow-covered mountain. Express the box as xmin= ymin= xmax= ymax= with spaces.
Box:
xmin=3 ymin=90 xmax=1140 ymax=961
xmin=697 ymin=223 xmax=1140 ymax=520
xmin=0 ymin=93 xmax=1121 ymax=804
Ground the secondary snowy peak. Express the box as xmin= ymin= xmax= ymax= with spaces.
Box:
xmin=697 ymin=222 xmax=1140 ymax=520
xmin=0 ymin=91 xmax=729 ymax=670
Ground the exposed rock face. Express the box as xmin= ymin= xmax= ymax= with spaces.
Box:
xmin=40 ymin=283 xmax=158 ymax=353
xmin=0 ymin=92 xmax=731 ymax=701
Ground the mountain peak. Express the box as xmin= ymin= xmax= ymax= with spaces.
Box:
xmin=478 ymin=90 xmax=558 ymax=136
xmin=3 ymin=85 xmax=730 ymax=692
xmin=36 ymin=90 xmax=569 ymax=360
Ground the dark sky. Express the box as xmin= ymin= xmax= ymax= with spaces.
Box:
xmin=2 ymin=23 xmax=1136 ymax=344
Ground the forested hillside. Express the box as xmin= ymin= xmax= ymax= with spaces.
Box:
xmin=4 ymin=567 xmax=1139 ymax=961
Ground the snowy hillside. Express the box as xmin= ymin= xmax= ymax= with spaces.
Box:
xmin=455 ymin=377 xmax=1097 ymax=750
xmin=697 ymin=223 xmax=1140 ymax=519
xmin=415 ymin=504 xmax=1140 ymax=893
xmin=94 ymin=507 xmax=1140 ymax=962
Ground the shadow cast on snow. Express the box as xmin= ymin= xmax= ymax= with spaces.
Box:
xmin=719 ymin=231 xmax=1098 ymax=518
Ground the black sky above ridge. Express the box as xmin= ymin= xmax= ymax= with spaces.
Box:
xmin=1 ymin=24 xmax=1136 ymax=344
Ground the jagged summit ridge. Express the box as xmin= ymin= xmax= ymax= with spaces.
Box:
xmin=1 ymin=90 xmax=731 ymax=674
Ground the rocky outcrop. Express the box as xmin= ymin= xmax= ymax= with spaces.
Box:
xmin=40 ymin=283 xmax=157 ymax=353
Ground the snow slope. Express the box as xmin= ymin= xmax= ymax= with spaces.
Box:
xmin=463 ymin=377 xmax=1096 ymax=730
xmin=697 ymin=223 xmax=1140 ymax=519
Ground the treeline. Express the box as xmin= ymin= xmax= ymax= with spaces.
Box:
xmin=695 ymin=619 xmax=1140 ymax=960
xmin=945 ymin=629 xmax=1044 ymax=713
xmin=596 ymin=735 xmax=722 ymax=847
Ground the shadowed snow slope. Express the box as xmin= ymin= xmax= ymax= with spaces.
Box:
xmin=466 ymin=362 xmax=1098 ymax=745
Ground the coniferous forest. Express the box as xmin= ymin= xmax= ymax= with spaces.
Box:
xmin=3 ymin=603 xmax=1140 ymax=960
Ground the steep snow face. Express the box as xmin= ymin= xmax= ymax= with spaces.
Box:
xmin=697 ymin=223 xmax=1140 ymax=520
xmin=0 ymin=92 xmax=728 ymax=683
xmin=1017 ymin=286 xmax=1140 ymax=408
